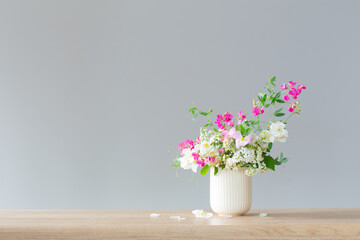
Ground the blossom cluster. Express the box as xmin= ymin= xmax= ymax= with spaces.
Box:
xmin=172 ymin=77 xmax=307 ymax=176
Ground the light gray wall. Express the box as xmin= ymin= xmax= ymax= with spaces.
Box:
xmin=0 ymin=0 xmax=359 ymax=209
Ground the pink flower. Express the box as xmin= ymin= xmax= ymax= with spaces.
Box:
xmin=218 ymin=148 xmax=225 ymax=154
xmin=204 ymin=156 xmax=215 ymax=164
xmin=297 ymin=84 xmax=306 ymax=93
xmin=196 ymin=159 xmax=205 ymax=167
xmin=288 ymin=102 xmax=297 ymax=112
xmin=288 ymin=81 xmax=297 ymax=87
xmin=215 ymin=114 xmax=226 ymax=130
xmin=227 ymin=121 xmax=234 ymax=127
xmin=252 ymin=107 xmax=260 ymax=116
xmin=229 ymin=128 xmax=241 ymax=139
xmin=196 ymin=136 xmax=201 ymax=144
xmin=298 ymin=84 xmax=306 ymax=90
xmin=178 ymin=142 xmax=186 ymax=150
xmin=192 ymin=153 xmax=200 ymax=161
xmin=223 ymin=112 xmax=233 ymax=122
xmin=186 ymin=139 xmax=194 ymax=149
xmin=235 ymin=134 xmax=253 ymax=148
xmin=281 ymin=83 xmax=287 ymax=90
xmin=237 ymin=111 xmax=246 ymax=124
xmin=222 ymin=130 xmax=231 ymax=139
xmin=288 ymin=88 xmax=299 ymax=99
xmin=283 ymin=95 xmax=290 ymax=101
xmin=228 ymin=128 xmax=253 ymax=148
xmin=252 ymin=107 xmax=264 ymax=116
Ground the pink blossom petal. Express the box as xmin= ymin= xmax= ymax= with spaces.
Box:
xmin=281 ymin=83 xmax=287 ymax=90
xmin=283 ymin=95 xmax=290 ymax=101
xmin=288 ymin=81 xmax=297 ymax=87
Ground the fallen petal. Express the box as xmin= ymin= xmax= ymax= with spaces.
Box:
xmin=260 ymin=213 xmax=268 ymax=217
xmin=150 ymin=213 xmax=160 ymax=217
xmin=225 ymin=215 xmax=232 ymax=218
xmin=192 ymin=210 xmax=202 ymax=215
xmin=170 ymin=216 xmax=180 ymax=219
xmin=192 ymin=209 xmax=213 ymax=219
xmin=178 ymin=217 xmax=186 ymax=220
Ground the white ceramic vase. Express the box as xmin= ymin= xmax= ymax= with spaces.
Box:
xmin=210 ymin=168 xmax=252 ymax=216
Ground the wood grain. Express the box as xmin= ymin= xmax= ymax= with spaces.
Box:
xmin=0 ymin=209 xmax=359 ymax=239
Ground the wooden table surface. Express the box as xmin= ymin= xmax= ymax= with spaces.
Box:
xmin=0 ymin=209 xmax=359 ymax=239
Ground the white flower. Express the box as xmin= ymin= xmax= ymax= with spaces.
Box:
xmin=200 ymin=141 xmax=218 ymax=157
xmin=192 ymin=209 xmax=213 ymax=219
xmin=269 ymin=122 xmax=288 ymax=143
xmin=226 ymin=157 xmax=237 ymax=167
xmin=200 ymin=141 xmax=211 ymax=155
xmin=150 ymin=213 xmax=160 ymax=217
xmin=245 ymin=168 xmax=257 ymax=176
xmin=260 ymin=130 xmax=275 ymax=143
xmin=232 ymin=148 xmax=256 ymax=163
xmin=179 ymin=148 xmax=198 ymax=173
xmin=276 ymin=129 xmax=288 ymax=142
xmin=269 ymin=122 xmax=286 ymax=137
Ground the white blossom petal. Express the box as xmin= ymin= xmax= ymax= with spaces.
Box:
xmin=150 ymin=213 xmax=160 ymax=217
xmin=192 ymin=209 xmax=213 ymax=219
xmin=260 ymin=213 xmax=268 ymax=217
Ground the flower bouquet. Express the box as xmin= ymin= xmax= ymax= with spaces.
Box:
xmin=171 ymin=76 xmax=307 ymax=216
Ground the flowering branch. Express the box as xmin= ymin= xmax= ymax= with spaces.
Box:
xmin=172 ymin=76 xmax=307 ymax=176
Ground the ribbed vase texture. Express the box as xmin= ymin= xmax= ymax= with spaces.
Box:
xmin=210 ymin=168 xmax=252 ymax=216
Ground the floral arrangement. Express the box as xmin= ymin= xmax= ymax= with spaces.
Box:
xmin=171 ymin=77 xmax=307 ymax=176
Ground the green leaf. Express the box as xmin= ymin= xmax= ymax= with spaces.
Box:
xmin=235 ymin=125 xmax=241 ymax=132
xmin=275 ymin=108 xmax=283 ymax=114
xmin=214 ymin=167 xmax=218 ymax=176
xmin=239 ymin=124 xmax=246 ymax=136
xmin=275 ymin=92 xmax=281 ymax=99
xmin=267 ymin=142 xmax=272 ymax=152
xmin=171 ymin=163 xmax=180 ymax=168
xmin=204 ymin=123 xmax=210 ymax=127
xmin=280 ymin=153 xmax=288 ymax=163
xmin=269 ymin=76 xmax=276 ymax=86
xmin=262 ymin=94 xmax=267 ymax=103
xmin=263 ymin=155 xmax=275 ymax=171
xmin=200 ymin=165 xmax=210 ymax=175
xmin=274 ymin=157 xmax=282 ymax=165
xmin=274 ymin=112 xmax=285 ymax=117
xmin=251 ymin=120 xmax=259 ymax=125
xmin=200 ymin=112 xmax=209 ymax=116
xmin=245 ymin=128 xmax=252 ymax=136
xmin=275 ymin=99 xmax=285 ymax=103
xmin=193 ymin=112 xmax=198 ymax=118
xmin=264 ymin=103 xmax=271 ymax=108
xmin=267 ymin=87 xmax=275 ymax=94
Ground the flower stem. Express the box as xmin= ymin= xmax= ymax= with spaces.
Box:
xmin=284 ymin=112 xmax=295 ymax=123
